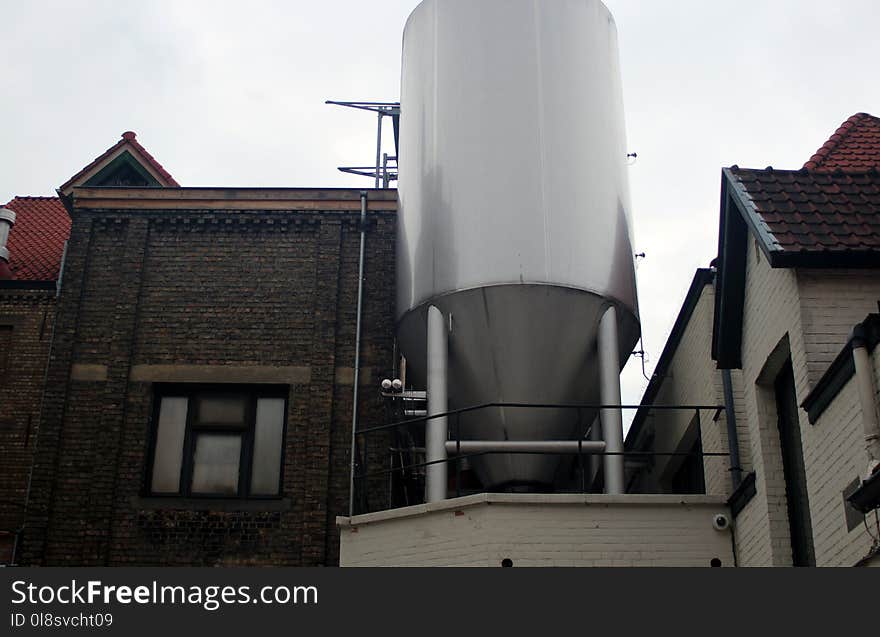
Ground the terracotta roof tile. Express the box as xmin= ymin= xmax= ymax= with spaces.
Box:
xmin=729 ymin=166 xmax=880 ymax=253
xmin=3 ymin=197 xmax=70 ymax=281
xmin=804 ymin=113 xmax=880 ymax=171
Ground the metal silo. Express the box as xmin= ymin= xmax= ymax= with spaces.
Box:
xmin=396 ymin=0 xmax=640 ymax=497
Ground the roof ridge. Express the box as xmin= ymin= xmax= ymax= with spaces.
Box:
xmin=5 ymin=195 xmax=62 ymax=203
xmin=124 ymin=132 xmax=180 ymax=186
xmin=729 ymin=165 xmax=880 ymax=175
xmin=804 ymin=112 xmax=880 ymax=170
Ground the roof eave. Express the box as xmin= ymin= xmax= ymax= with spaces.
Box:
xmin=769 ymin=250 xmax=880 ymax=269
xmin=712 ymin=168 xmax=811 ymax=369
xmin=712 ymin=170 xmax=750 ymax=368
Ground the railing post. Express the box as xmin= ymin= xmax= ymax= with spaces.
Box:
xmin=578 ymin=438 xmax=585 ymax=493
xmin=456 ymin=413 xmax=462 ymax=498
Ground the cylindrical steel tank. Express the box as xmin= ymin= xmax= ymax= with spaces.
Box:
xmin=397 ymin=0 xmax=640 ymax=488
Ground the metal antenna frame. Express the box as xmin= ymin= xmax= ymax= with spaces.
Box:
xmin=326 ymin=100 xmax=400 ymax=188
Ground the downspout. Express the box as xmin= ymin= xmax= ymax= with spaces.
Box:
xmin=851 ymin=323 xmax=880 ymax=479
xmin=722 ymin=370 xmax=743 ymax=490
xmin=348 ymin=192 xmax=368 ymax=517
xmin=712 ymin=265 xmax=743 ymax=491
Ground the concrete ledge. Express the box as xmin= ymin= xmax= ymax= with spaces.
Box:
xmin=134 ymin=497 xmax=293 ymax=512
xmin=337 ymin=492 xmax=729 ymax=527
xmin=73 ymin=186 xmax=399 ymax=211
xmin=130 ymin=364 xmax=311 ymax=384
xmin=338 ymin=493 xmax=734 ymax=567
xmin=70 ymin=363 xmax=108 ymax=382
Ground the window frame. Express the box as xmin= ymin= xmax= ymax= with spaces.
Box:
xmin=145 ymin=384 xmax=289 ymax=500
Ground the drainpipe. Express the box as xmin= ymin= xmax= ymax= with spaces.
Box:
xmin=851 ymin=323 xmax=880 ymax=479
xmin=712 ymin=264 xmax=744 ymax=492
xmin=347 ymin=192 xmax=368 ymax=517
xmin=722 ymin=370 xmax=743 ymax=490
xmin=0 ymin=207 xmax=15 ymax=279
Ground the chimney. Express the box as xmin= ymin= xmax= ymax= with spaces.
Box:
xmin=0 ymin=207 xmax=16 ymax=279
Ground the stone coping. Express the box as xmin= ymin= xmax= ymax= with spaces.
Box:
xmin=337 ymin=492 xmax=729 ymax=527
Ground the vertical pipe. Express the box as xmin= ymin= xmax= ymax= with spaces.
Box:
xmin=598 ymin=305 xmax=625 ymax=494
xmin=0 ymin=208 xmax=15 ymax=261
xmin=426 ymin=305 xmax=448 ymax=502
xmin=348 ymin=192 xmax=368 ymax=517
xmin=721 ymin=369 xmax=743 ymax=490
xmin=852 ymin=324 xmax=880 ymax=478
xmin=375 ymin=111 xmax=383 ymax=189
xmin=382 ymin=153 xmax=391 ymax=189
xmin=714 ymin=267 xmax=744 ymax=493
xmin=0 ymin=207 xmax=16 ymax=280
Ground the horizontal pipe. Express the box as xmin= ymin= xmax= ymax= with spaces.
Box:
xmin=356 ymin=449 xmax=731 ymax=482
xmin=358 ymin=402 xmax=726 ymax=435
xmin=445 ymin=440 xmax=606 ymax=454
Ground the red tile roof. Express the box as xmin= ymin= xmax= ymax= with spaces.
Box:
xmin=804 ymin=113 xmax=880 ymax=171
xmin=1 ymin=131 xmax=178 ymax=283
xmin=728 ymin=167 xmax=880 ymax=254
xmin=58 ymin=131 xmax=179 ymax=194
xmin=3 ymin=197 xmax=71 ymax=281
xmin=724 ymin=112 xmax=880 ymax=259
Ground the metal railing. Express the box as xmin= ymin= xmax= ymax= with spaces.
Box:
xmin=349 ymin=402 xmax=727 ymax=516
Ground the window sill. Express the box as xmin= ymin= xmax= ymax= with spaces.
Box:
xmin=133 ymin=496 xmax=293 ymax=512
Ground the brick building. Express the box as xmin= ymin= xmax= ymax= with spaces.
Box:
xmin=1 ymin=134 xmax=397 ymax=566
xmin=0 ymin=196 xmax=69 ymax=563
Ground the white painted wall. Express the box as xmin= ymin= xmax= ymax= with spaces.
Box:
xmin=807 ymin=351 xmax=879 ymax=566
xmin=631 ymin=282 xmax=749 ymax=498
xmin=338 ymin=494 xmax=734 ymax=567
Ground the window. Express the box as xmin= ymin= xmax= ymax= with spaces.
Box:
xmin=147 ymin=386 xmax=287 ymax=498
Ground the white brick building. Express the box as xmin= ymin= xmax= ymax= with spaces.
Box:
xmin=627 ymin=113 xmax=880 ymax=567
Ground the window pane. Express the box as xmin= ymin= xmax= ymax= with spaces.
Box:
xmin=191 ymin=434 xmax=241 ymax=495
xmin=250 ymin=398 xmax=285 ymax=495
xmin=196 ymin=395 xmax=247 ymax=426
xmin=151 ymin=397 xmax=188 ymax=494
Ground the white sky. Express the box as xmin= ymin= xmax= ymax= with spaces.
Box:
xmin=2 ymin=0 xmax=879 ymax=418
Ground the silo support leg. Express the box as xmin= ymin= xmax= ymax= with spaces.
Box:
xmin=599 ymin=305 xmax=625 ymax=494
xmin=426 ymin=305 xmax=449 ymax=502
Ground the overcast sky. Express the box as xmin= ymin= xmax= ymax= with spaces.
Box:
xmin=2 ymin=0 xmax=879 ymax=418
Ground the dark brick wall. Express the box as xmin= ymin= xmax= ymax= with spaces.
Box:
xmin=0 ymin=288 xmax=56 ymax=564
xmin=20 ymin=194 xmax=397 ymax=566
